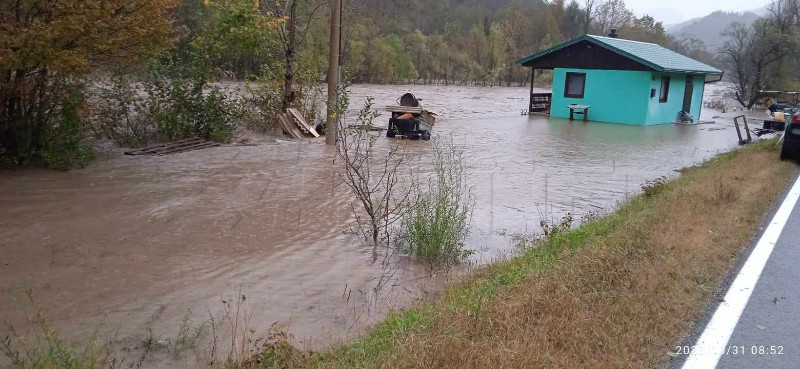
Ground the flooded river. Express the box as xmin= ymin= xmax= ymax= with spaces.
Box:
xmin=0 ymin=84 xmax=740 ymax=365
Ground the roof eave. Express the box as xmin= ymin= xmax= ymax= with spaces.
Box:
xmin=516 ymin=35 xmax=663 ymax=71
xmin=662 ymin=68 xmax=724 ymax=75
xmin=517 ymin=35 xmax=725 ymax=76
xmin=584 ymin=35 xmax=663 ymax=71
xmin=515 ymin=35 xmax=591 ymax=66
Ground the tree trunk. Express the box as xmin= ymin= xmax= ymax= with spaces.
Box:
xmin=282 ymin=1 xmax=298 ymax=112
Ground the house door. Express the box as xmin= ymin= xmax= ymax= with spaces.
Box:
xmin=683 ymin=75 xmax=694 ymax=113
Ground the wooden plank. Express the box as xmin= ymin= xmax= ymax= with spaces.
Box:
xmin=385 ymin=106 xmax=423 ymax=114
xmin=286 ymin=113 xmax=305 ymax=138
xmin=124 ymin=138 xmax=204 ymax=156
xmin=287 ymin=108 xmax=320 ymax=138
xmin=156 ymin=142 xmax=220 ymax=156
xmin=125 ymin=138 xmax=202 ymax=156
xmin=125 ymin=138 xmax=221 ymax=156
xmin=278 ymin=113 xmax=304 ymax=139
xmin=567 ymin=104 xmax=590 ymax=110
xmin=422 ymin=111 xmax=436 ymax=126
xmin=275 ymin=113 xmax=292 ymax=137
xmin=275 ymin=113 xmax=295 ymax=138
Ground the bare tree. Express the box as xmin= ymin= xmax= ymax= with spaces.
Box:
xmin=335 ymin=97 xmax=412 ymax=256
xmin=261 ymin=0 xmax=328 ymax=112
xmin=767 ymin=0 xmax=800 ymax=32
xmin=590 ymin=0 xmax=633 ymax=34
xmin=719 ymin=20 xmax=793 ymax=108
xmin=583 ymin=0 xmax=597 ymax=34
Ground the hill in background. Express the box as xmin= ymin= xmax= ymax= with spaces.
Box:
xmin=668 ymin=10 xmax=763 ymax=50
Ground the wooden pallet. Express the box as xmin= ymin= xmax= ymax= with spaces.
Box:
xmin=124 ymin=138 xmax=220 ymax=156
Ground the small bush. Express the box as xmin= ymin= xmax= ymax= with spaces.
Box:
xmin=1 ymin=77 xmax=93 ymax=170
xmin=1 ymin=298 xmax=110 ymax=369
xmin=539 ymin=212 xmax=574 ymax=238
xmin=89 ymin=64 xmax=243 ymax=146
xmin=642 ymin=176 xmax=668 ymax=198
xmin=704 ymin=98 xmax=728 ymax=113
xmin=400 ymin=138 xmax=474 ymax=268
xmin=1 ymin=328 xmax=108 ymax=369
xmin=243 ymin=80 xmax=283 ymax=134
xmin=144 ymin=65 xmax=242 ymax=143
xmin=88 ymin=74 xmax=152 ymax=147
xmin=40 ymin=90 xmax=94 ymax=170
xmin=243 ymin=65 xmax=325 ymax=135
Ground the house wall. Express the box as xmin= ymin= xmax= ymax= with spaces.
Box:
xmin=551 ymin=68 xmax=651 ymax=125
xmin=645 ymin=73 xmax=684 ymax=125
xmin=644 ymin=73 xmax=707 ymax=125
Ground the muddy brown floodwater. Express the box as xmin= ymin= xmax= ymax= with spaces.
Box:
xmin=0 ymin=84 xmax=741 ymax=367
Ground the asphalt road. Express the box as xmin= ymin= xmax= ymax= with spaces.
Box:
xmin=714 ymin=197 xmax=800 ymax=369
xmin=670 ymin=173 xmax=800 ymax=369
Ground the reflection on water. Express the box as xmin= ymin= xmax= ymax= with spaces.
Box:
xmin=0 ymin=84 xmax=737 ymax=365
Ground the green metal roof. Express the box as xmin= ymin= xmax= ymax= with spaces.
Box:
xmin=516 ymin=34 xmax=723 ymax=75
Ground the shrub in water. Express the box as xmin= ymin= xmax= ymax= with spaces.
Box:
xmin=400 ymin=138 xmax=474 ymax=268
xmin=145 ymin=73 xmax=241 ymax=143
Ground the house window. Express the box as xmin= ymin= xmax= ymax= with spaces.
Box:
xmin=564 ymin=72 xmax=586 ymax=98
xmin=659 ymin=76 xmax=670 ymax=103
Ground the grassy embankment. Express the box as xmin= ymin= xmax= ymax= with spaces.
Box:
xmin=3 ymin=139 xmax=796 ymax=369
xmin=260 ymin=139 xmax=796 ymax=368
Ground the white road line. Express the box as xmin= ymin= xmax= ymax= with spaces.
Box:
xmin=682 ymin=174 xmax=800 ymax=369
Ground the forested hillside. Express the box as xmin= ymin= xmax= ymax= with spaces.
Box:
xmin=169 ymin=0 xmax=675 ymax=86
xmin=329 ymin=0 xmax=673 ymax=85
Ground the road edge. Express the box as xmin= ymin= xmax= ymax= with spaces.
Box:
xmin=666 ymin=169 xmax=800 ymax=369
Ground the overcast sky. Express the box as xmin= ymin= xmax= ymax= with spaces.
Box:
xmin=623 ymin=0 xmax=771 ymax=24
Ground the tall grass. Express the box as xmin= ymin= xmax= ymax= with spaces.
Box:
xmin=400 ymin=138 xmax=474 ymax=268
xmin=1 ymin=296 xmax=111 ymax=369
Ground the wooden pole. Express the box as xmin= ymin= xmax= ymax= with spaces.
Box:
xmin=325 ymin=0 xmax=342 ymax=145
xmin=529 ymin=68 xmax=535 ymax=112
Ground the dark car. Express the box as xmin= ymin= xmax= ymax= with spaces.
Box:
xmin=780 ymin=111 xmax=800 ymax=162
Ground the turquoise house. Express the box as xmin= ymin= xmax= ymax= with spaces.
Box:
xmin=517 ymin=32 xmax=723 ymax=125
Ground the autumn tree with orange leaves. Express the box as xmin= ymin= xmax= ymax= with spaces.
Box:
xmin=0 ymin=0 xmax=176 ymax=168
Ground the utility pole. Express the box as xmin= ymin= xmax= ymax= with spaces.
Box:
xmin=325 ymin=0 xmax=342 ymax=145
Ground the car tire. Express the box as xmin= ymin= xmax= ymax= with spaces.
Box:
xmin=780 ymin=146 xmax=789 ymax=161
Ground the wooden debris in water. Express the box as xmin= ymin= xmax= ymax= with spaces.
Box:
xmin=288 ymin=108 xmax=320 ymax=138
xmin=124 ymin=138 xmax=220 ymax=156
xmin=276 ymin=110 xmax=319 ymax=139
xmin=277 ymin=112 xmax=304 ymax=139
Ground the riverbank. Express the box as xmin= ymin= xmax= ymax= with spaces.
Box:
xmin=256 ymin=139 xmax=796 ymax=368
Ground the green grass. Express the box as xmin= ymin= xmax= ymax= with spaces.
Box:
xmin=319 ymin=206 xmax=624 ymax=367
